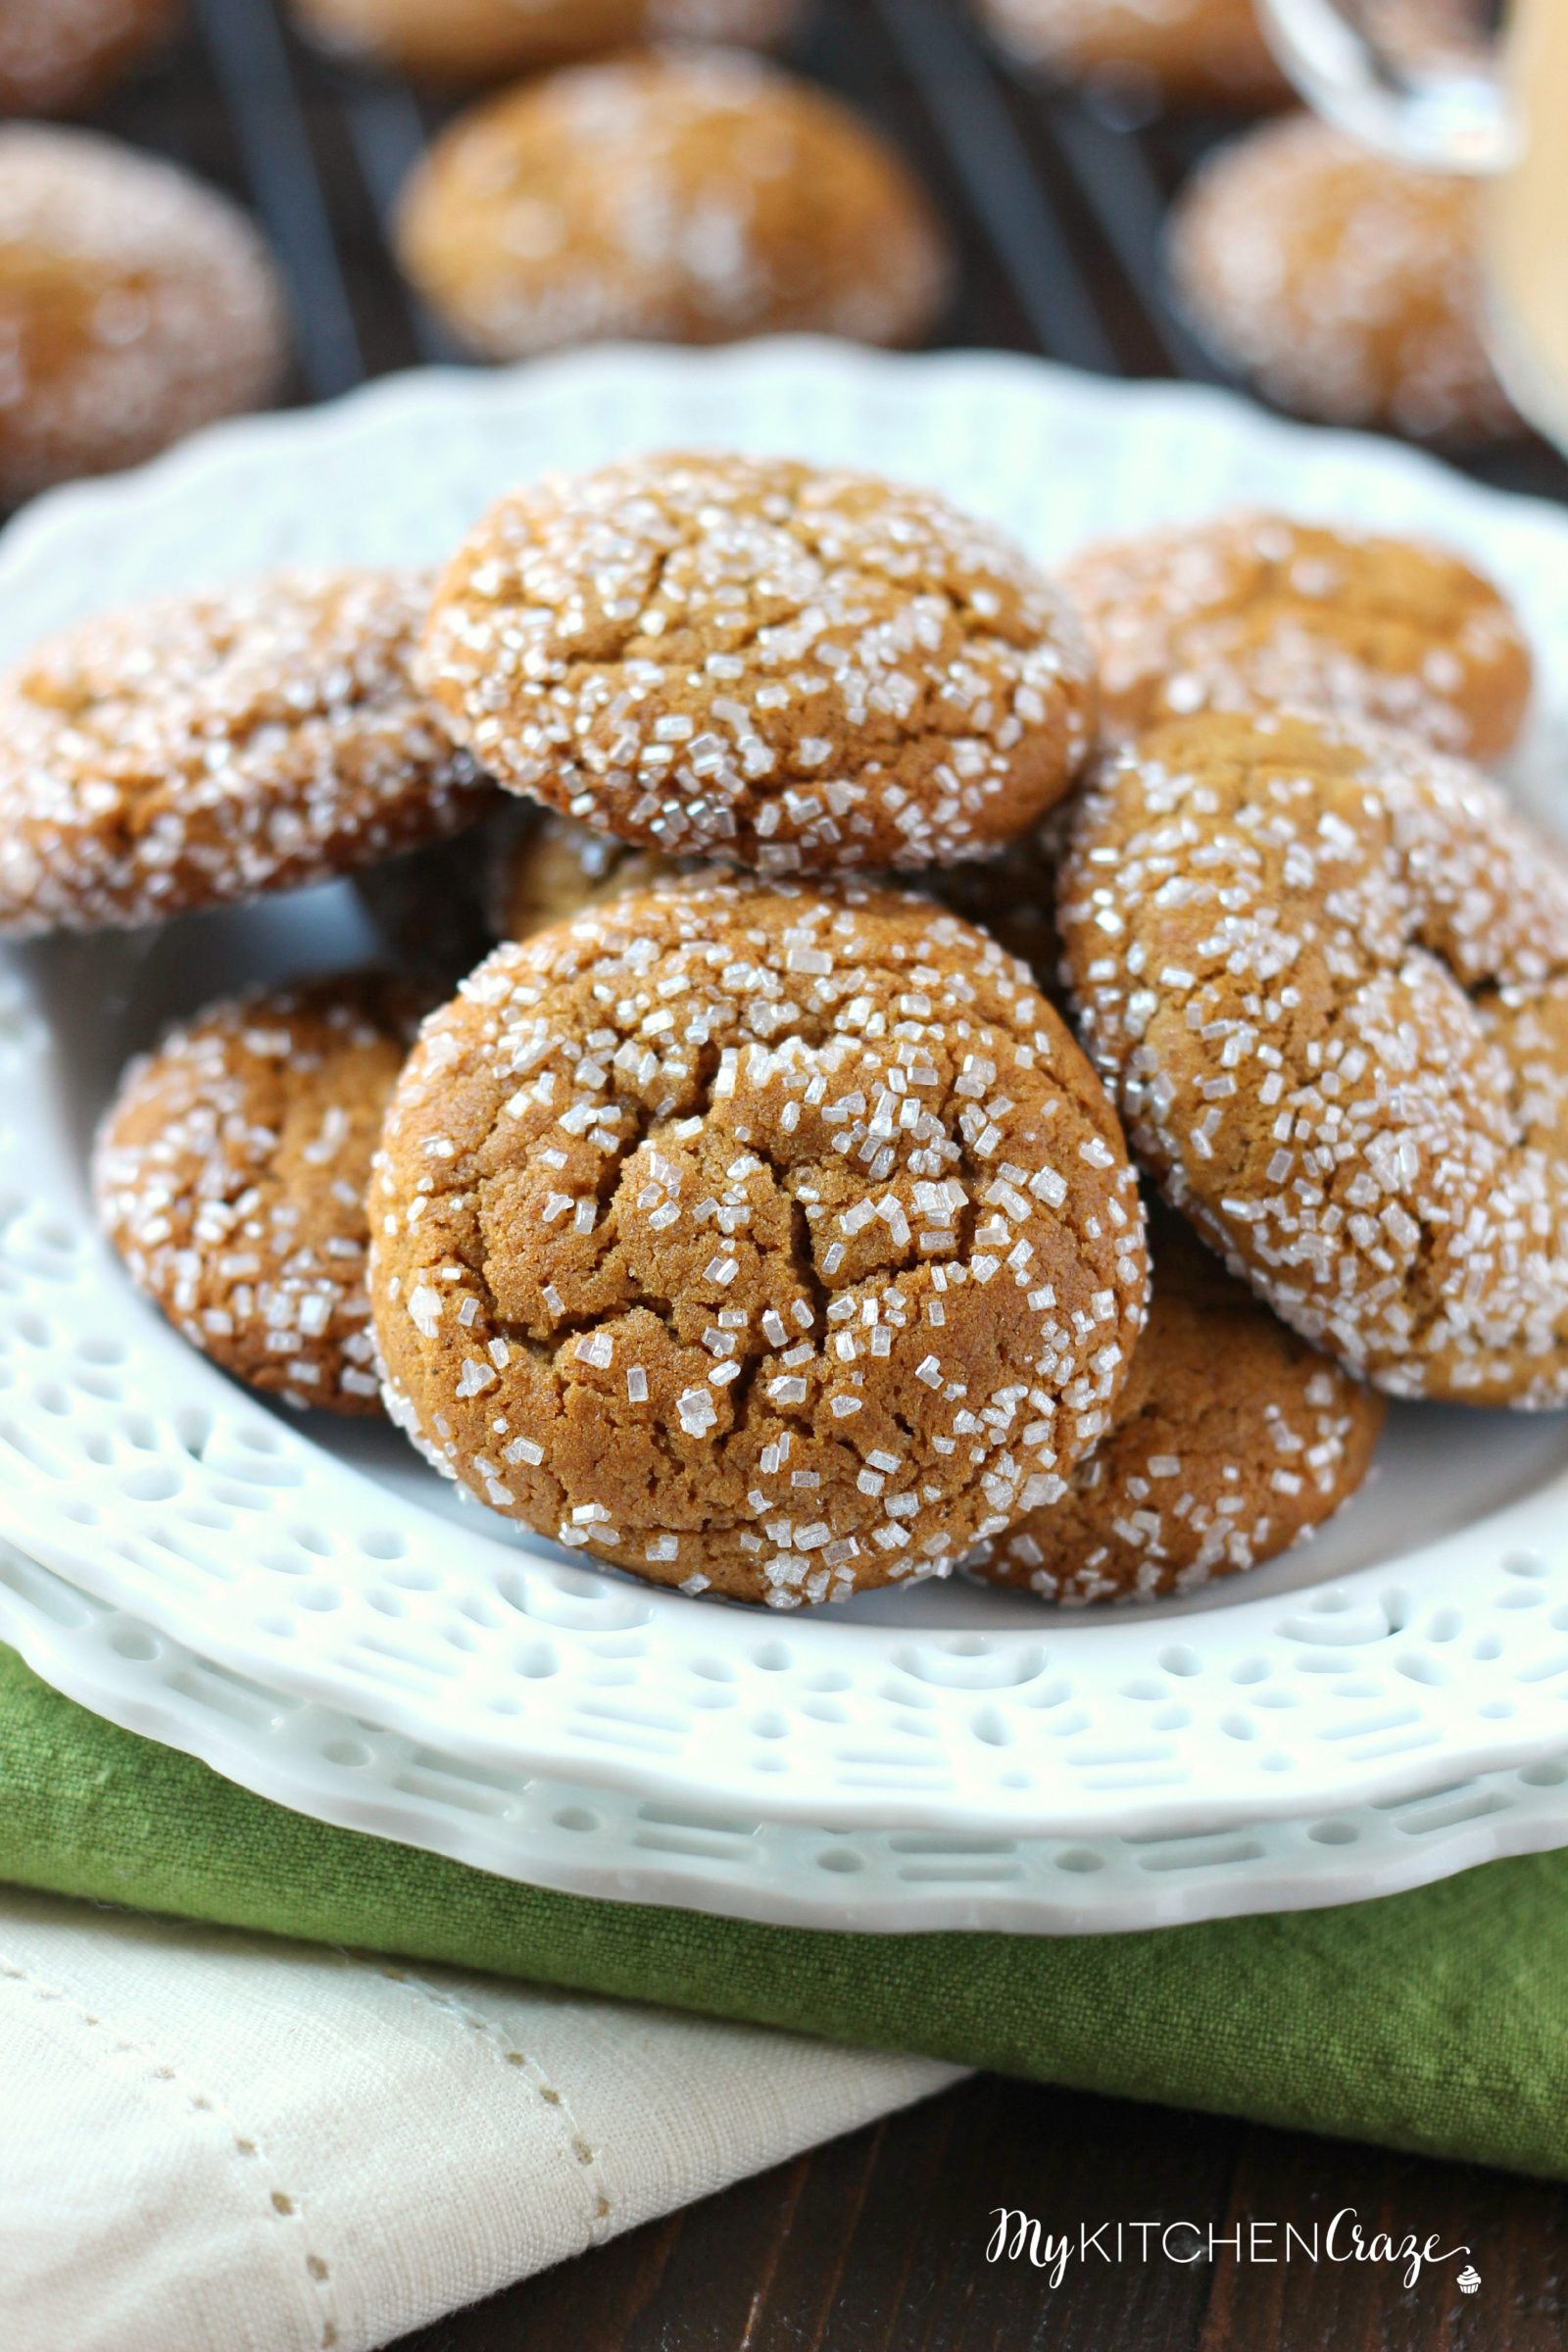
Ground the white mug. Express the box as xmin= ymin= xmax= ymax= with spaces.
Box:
xmin=1255 ymin=0 xmax=1568 ymax=451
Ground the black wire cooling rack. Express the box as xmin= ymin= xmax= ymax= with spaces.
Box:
xmin=87 ymin=0 xmax=1568 ymax=509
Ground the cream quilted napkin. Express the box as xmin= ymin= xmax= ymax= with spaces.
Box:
xmin=1 ymin=1886 xmax=959 ymax=2352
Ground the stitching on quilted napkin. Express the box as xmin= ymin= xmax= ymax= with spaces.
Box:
xmin=0 ymin=1948 xmax=342 ymax=2349
xmin=349 ymin=1954 xmax=615 ymax=2245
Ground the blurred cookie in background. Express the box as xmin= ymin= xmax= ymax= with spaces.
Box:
xmin=0 ymin=123 xmax=289 ymax=502
xmin=975 ymin=0 xmax=1290 ymax=111
xmin=290 ymin=0 xmax=802 ymax=82
xmin=1167 ymin=111 xmax=1516 ymax=443
xmin=394 ymin=47 xmax=951 ymax=359
xmin=0 ymin=0 xmax=179 ymax=114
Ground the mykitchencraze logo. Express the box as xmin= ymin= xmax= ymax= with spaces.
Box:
xmin=986 ymin=2209 xmax=1477 ymax=2294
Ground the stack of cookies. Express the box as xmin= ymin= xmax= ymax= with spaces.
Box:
xmin=32 ymin=448 xmax=1562 ymax=1615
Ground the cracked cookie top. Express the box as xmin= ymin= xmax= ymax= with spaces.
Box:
xmin=417 ymin=451 xmax=1097 ymax=875
xmin=967 ymin=1207 xmax=1385 ymax=1603
xmin=1059 ymin=709 xmax=1568 ymax=1406
xmin=95 ymin=974 xmax=420 ymax=1415
xmin=0 ymin=567 xmax=488 ymax=937
xmin=1063 ymin=511 xmax=1532 ymax=762
xmin=369 ymin=875 xmax=1148 ymax=1605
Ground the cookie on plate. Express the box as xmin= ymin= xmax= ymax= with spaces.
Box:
xmin=0 ymin=568 xmax=487 ymax=938
xmin=291 ymin=0 xmax=801 ymax=81
xmin=394 ymin=48 xmax=951 ymax=360
xmin=1167 ymin=113 xmax=1515 ymax=443
xmin=968 ymin=1210 xmax=1385 ymax=1602
xmin=94 ymin=976 xmax=419 ymax=1414
xmin=0 ymin=123 xmax=288 ymax=502
xmin=0 ymin=0 xmax=178 ymax=115
xmin=369 ymin=876 xmax=1149 ymax=1605
xmin=1063 ymin=512 xmax=1533 ymax=761
xmin=975 ymin=0 xmax=1289 ymax=110
xmin=420 ymin=452 xmax=1098 ymax=874
xmin=1058 ymin=709 xmax=1568 ymax=1406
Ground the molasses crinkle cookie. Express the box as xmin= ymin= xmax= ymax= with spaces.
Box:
xmin=1064 ymin=512 xmax=1532 ymax=762
xmin=394 ymin=47 xmax=950 ymax=360
xmin=292 ymin=0 xmax=801 ymax=81
xmin=420 ymin=453 xmax=1097 ymax=873
xmin=0 ymin=123 xmax=288 ymax=502
xmin=0 ymin=568 xmax=486 ymax=937
xmin=1059 ymin=710 xmax=1568 ymax=1407
xmin=95 ymin=976 xmax=419 ymax=1414
xmin=0 ymin=0 xmax=178 ymax=115
xmin=1168 ymin=114 xmax=1515 ymax=443
xmin=369 ymin=878 xmax=1149 ymax=1606
xmin=968 ymin=1212 xmax=1385 ymax=1603
xmin=976 ymin=0 xmax=1289 ymax=110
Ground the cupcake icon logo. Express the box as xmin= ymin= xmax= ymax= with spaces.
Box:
xmin=1457 ymin=2265 xmax=1482 ymax=2295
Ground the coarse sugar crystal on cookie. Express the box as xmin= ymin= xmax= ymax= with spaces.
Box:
xmin=394 ymin=47 xmax=951 ymax=360
xmin=0 ymin=567 xmax=489 ymax=938
xmin=1167 ymin=113 xmax=1516 ymax=443
xmin=1058 ymin=709 xmax=1568 ymax=1407
xmin=967 ymin=1209 xmax=1385 ymax=1603
xmin=418 ymin=452 xmax=1098 ymax=876
xmin=369 ymin=876 xmax=1149 ymax=1606
xmin=94 ymin=976 xmax=420 ymax=1414
xmin=1063 ymin=511 xmax=1533 ymax=762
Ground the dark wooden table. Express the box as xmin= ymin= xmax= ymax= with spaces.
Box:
xmin=387 ymin=2072 xmax=1568 ymax=2350
xmin=104 ymin=9 xmax=1568 ymax=2349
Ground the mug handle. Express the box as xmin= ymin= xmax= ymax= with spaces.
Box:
xmin=1253 ymin=0 xmax=1518 ymax=173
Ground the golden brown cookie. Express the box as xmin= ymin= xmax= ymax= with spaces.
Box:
xmin=1059 ymin=709 xmax=1568 ymax=1407
xmin=1167 ymin=113 xmax=1515 ymax=443
xmin=1063 ymin=512 xmax=1533 ymax=761
xmin=976 ymin=0 xmax=1289 ymax=110
xmin=420 ymin=452 xmax=1097 ymax=876
xmin=369 ymin=876 xmax=1149 ymax=1605
xmin=967 ymin=1211 xmax=1385 ymax=1601
xmin=490 ymin=806 xmax=694 ymax=941
xmin=0 ymin=0 xmax=178 ymax=114
xmin=94 ymin=976 xmax=419 ymax=1414
xmin=0 ymin=568 xmax=488 ymax=939
xmin=292 ymin=0 xmax=800 ymax=82
xmin=394 ymin=48 xmax=951 ymax=361
xmin=0 ymin=123 xmax=289 ymax=503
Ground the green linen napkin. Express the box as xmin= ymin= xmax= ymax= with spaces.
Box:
xmin=3 ymin=1640 xmax=1563 ymax=2180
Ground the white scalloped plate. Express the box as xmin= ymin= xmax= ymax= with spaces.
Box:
xmin=7 ymin=1537 xmax=1568 ymax=1935
xmin=7 ymin=341 xmax=1568 ymax=1842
